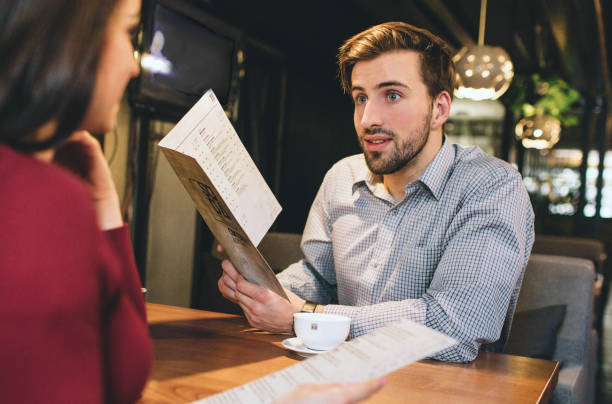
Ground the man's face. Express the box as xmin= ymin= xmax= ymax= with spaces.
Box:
xmin=351 ymin=50 xmax=433 ymax=175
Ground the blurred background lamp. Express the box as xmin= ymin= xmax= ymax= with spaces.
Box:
xmin=140 ymin=53 xmax=172 ymax=75
xmin=515 ymin=115 xmax=561 ymax=149
xmin=453 ymin=0 xmax=514 ymax=101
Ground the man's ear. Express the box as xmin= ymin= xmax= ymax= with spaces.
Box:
xmin=430 ymin=91 xmax=451 ymax=130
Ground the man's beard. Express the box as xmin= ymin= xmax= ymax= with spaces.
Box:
xmin=360 ymin=107 xmax=432 ymax=175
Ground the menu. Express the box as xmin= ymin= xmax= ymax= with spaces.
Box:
xmin=158 ymin=89 xmax=286 ymax=299
xmin=193 ymin=319 xmax=457 ymax=403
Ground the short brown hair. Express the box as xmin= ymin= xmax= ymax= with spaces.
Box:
xmin=338 ymin=22 xmax=456 ymax=100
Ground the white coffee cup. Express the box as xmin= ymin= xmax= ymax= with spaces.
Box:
xmin=293 ymin=312 xmax=351 ymax=351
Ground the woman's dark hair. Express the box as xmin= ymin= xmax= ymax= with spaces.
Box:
xmin=338 ymin=22 xmax=456 ymax=100
xmin=0 ymin=0 xmax=119 ymax=151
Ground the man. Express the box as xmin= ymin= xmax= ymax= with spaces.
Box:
xmin=218 ymin=22 xmax=534 ymax=363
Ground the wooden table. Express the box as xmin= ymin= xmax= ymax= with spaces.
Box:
xmin=140 ymin=303 xmax=559 ymax=403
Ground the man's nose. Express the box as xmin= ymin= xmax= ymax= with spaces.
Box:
xmin=360 ymin=100 xmax=383 ymax=128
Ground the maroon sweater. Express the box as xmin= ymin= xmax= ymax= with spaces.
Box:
xmin=0 ymin=144 xmax=152 ymax=403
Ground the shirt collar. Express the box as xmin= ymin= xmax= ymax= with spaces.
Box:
xmin=351 ymin=157 xmax=381 ymax=195
xmin=418 ymin=135 xmax=455 ymax=201
xmin=351 ymin=135 xmax=455 ymax=201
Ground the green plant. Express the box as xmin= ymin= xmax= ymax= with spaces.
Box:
xmin=504 ymin=74 xmax=581 ymax=127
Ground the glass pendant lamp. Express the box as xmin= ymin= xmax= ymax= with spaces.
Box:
xmin=453 ymin=0 xmax=514 ymax=101
xmin=515 ymin=114 xmax=562 ymax=149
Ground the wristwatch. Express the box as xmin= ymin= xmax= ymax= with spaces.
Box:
xmin=300 ymin=300 xmax=318 ymax=313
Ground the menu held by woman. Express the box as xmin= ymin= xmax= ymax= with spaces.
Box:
xmin=195 ymin=318 xmax=456 ymax=403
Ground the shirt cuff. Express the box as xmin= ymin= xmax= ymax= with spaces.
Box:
xmin=323 ymin=304 xmax=363 ymax=336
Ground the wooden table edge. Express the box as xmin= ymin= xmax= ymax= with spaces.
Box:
xmin=143 ymin=303 xmax=562 ymax=403
xmin=537 ymin=360 xmax=560 ymax=403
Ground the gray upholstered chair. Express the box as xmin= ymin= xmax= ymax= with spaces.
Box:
xmin=257 ymin=232 xmax=304 ymax=273
xmin=507 ymin=254 xmax=597 ymax=404
xmin=211 ymin=231 xmax=303 ymax=272
xmin=532 ymin=235 xmax=607 ymax=274
xmin=532 ymin=234 xmax=608 ymax=333
xmin=200 ymin=232 xmax=303 ymax=314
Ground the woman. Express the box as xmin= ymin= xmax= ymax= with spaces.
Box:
xmin=1 ymin=0 xmax=150 ymax=402
xmin=0 ymin=0 xmax=383 ymax=403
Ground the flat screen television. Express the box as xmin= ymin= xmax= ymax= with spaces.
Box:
xmin=130 ymin=0 xmax=241 ymax=115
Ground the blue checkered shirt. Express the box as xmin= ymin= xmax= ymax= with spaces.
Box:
xmin=277 ymin=137 xmax=534 ymax=362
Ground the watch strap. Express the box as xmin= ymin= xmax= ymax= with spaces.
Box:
xmin=300 ymin=300 xmax=318 ymax=313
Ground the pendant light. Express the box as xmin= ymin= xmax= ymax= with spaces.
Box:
xmin=515 ymin=114 xmax=561 ymax=149
xmin=453 ymin=0 xmax=514 ymax=101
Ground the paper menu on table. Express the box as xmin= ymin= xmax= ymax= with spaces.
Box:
xmin=158 ymin=89 xmax=281 ymax=247
xmin=158 ymin=89 xmax=286 ymax=299
xmin=193 ymin=320 xmax=457 ymax=404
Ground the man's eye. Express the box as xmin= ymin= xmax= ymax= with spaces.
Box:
xmin=355 ymin=95 xmax=367 ymax=104
xmin=387 ymin=92 xmax=400 ymax=101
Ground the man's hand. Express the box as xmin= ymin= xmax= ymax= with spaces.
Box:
xmin=54 ymin=131 xmax=123 ymax=230
xmin=217 ymin=259 xmax=305 ymax=332
xmin=273 ymin=378 xmax=386 ymax=404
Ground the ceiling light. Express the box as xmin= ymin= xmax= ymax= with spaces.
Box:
xmin=515 ymin=115 xmax=561 ymax=149
xmin=453 ymin=0 xmax=514 ymax=101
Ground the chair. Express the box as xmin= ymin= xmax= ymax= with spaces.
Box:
xmin=198 ymin=232 xmax=302 ymax=313
xmin=257 ymin=232 xmax=304 ymax=273
xmin=532 ymin=234 xmax=608 ymax=333
xmin=532 ymin=235 xmax=607 ymax=274
xmin=507 ymin=254 xmax=597 ymax=404
xmin=211 ymin=231 xmax=303 ymax=272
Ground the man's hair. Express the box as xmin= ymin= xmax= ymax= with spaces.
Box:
xmin=338 ymin=22 xmax=456 ymax=100
xmin=0 ymin=0 xmax=118 ymax=151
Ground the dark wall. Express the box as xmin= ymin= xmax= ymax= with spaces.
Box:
xmin=275 ymin=70 xmax=359 ymax=233
xmin=229 ymin=39 xmax=360 ymax=234
xmin=200 ymin=1 xmax=371 ymax=234
xmin=189 ymin=1 xmax=370 ymax=309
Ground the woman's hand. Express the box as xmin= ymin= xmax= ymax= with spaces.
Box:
xmin=54 ymin=130 xmax=123 ymax=230
xmin=274 ymin=378 xmax=386 ymax=404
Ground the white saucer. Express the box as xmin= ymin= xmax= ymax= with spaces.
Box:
xmin=281 ymin=337 xmax=330 ymax=358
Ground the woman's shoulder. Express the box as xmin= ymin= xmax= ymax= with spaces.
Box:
xmin=0 ymin=143 xmax=100 ymax=259
xmin=0 ymin=143 xmax=106 ymax=304
xmin=0 ymin=143 xmax=94 ymax=215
